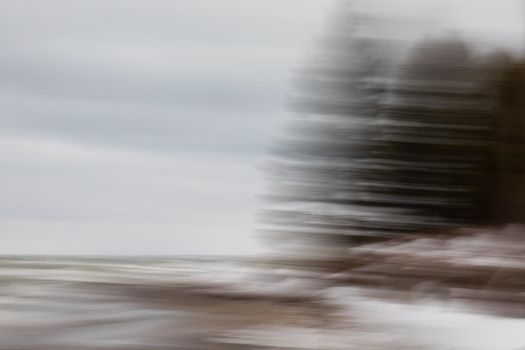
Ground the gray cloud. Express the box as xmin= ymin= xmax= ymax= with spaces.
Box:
xmin=0 ymin=0 xmax=333 ymax=255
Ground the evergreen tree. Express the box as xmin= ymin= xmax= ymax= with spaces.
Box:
xmin=263 ymin=4 xmax=522 ymax=254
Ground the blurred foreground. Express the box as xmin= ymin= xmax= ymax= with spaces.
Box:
xmin=2 ymin=226 xmax=525 ymax=349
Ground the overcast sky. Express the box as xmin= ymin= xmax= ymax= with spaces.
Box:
xmin=0 ymin=0 xmax=523 ymax=255
xmin=0 ymin=0 xmax=336 ymax=255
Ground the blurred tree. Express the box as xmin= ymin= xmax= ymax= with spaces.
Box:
xmin=492 ymin=59 xmax=525 ymax=222
xmin=367 ymin=37 xmax=494 ymax=231
xmin=263 ymin=3 xmax=524 ymax=255
xmin=262 ymin=3 xmax=403 ymax=252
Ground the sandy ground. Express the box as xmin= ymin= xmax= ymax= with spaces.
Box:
xmin=3 ymin=232 xmax=525 ymax=350
xmin=0 ymin=259 xmax=337 ymax=350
